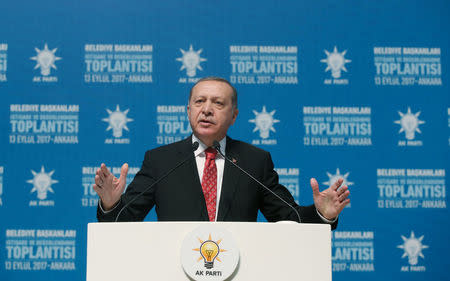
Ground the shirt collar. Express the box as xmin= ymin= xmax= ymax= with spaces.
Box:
xmin=192 ymin=135 xmax=226 ymax=157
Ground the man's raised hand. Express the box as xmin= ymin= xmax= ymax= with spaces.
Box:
xmin=310 ymin=177 xmax=350 ymax=220
xmin=93 ymin=163 xmax=129 ymax=211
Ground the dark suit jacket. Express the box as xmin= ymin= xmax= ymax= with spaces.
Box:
xmin=97 ymin=136 xmax=337 ymax=229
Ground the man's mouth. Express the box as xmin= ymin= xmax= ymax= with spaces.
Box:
xmin=199 ymin=119 xmax=214 ymax=125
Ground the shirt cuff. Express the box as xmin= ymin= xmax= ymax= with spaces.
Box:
xmin=98 ymin=198 xmax=121 ymax=214
xmin=316 ymin=209 xmax=338 ymax=223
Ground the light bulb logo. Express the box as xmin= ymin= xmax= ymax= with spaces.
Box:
xmin=27 ymin=166 xmax=58 ymax=200
xmin=249 ymin=106 xmax=280 ymax=139
xmin=397 ymin=231 xmax=429 ymax=265
xmin=323 ymin=168 xmax=354 ymax=188
xmin=394 ymin=107 xmax=425 ymax=140
xmin=193 ymin=234 xmax=226 ymax=269
xmin=200 ymin=241 xmax=219 ymax=269
xmin=176 ymin=45 xmax=207 ymax=77
xmin=320 ymin=46 xmax=351 ymax=79
xmin=102 ymin=105 xmax=134 ymax=138
xmin=30 ymin=43 xmax=62 ymax=76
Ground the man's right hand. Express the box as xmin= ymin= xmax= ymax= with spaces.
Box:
xmin=93 ymin=163 xmax=129 ymax=211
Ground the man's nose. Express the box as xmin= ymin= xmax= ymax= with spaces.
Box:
xmin=202 ymin=101 xmax=213 ymax=115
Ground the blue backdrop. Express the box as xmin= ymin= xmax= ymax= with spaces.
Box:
xmin=0 ymin=0 xmax=449 ymax=280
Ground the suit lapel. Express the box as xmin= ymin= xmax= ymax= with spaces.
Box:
xmin=217 ymin=136 xmax=240 ymax=221
xmin=177 ymin=136 xmax=209 ymax=221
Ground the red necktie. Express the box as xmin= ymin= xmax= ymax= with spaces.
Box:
xmin=202 ymin=147 xmax=218 ymax=222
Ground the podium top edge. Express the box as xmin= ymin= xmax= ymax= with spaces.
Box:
xmin=87 ymin=221 xmax=331 ymax=229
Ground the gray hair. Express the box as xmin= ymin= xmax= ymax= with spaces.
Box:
xmin=189 ymin=77 xmax=238 ymax=109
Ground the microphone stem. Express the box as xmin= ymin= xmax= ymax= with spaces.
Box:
xmin=214 ymin=144 xmax=301 ymax=223
xmin=114 ymin=142 xmax=199 ymax=222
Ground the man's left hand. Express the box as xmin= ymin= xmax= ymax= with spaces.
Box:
xmin=310 ymin=178 xmax=350 ymax=220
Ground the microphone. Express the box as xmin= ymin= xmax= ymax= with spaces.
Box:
xmin=114 ymin=141 xmax=199 ymax=222
xmin=212 ymin=140 xmax=301 ymax=223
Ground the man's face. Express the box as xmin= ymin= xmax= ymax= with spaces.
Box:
xmin=187 ymin=81 xmax=238 ymax=145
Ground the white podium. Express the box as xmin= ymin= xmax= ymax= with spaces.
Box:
xmin=86 ymin=222 xmax=331 ymax=281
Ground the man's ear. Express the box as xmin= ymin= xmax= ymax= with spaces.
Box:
xmin=231 ymin=108 xmax=239 ymax=125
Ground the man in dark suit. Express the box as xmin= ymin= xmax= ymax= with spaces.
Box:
xmin=95 ymin=77 xmax=350 ymax=225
